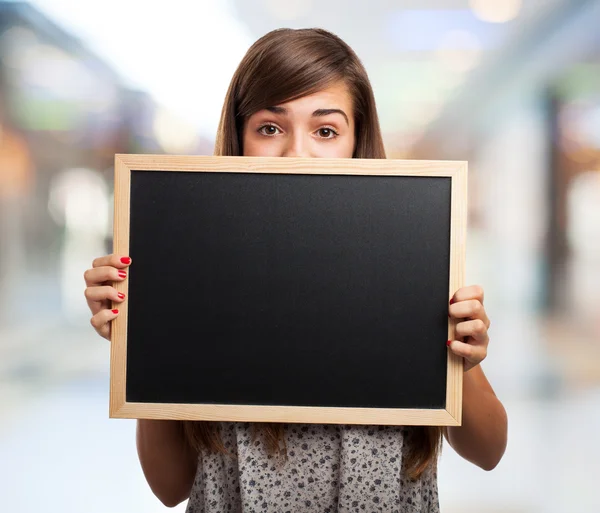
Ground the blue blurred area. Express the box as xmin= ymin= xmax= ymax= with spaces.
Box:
xmin=0 ymin=1 xmax=599 ymax=512
xmin=386 ymin=9 xmax=507 ymax=51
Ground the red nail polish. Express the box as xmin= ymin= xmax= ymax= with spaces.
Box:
xmin=446 ymin=340 xmax=452 ymax=347
xmin=121 ymin=257 xmax=131 ymax=264
xmin=117 ymin=292 xmax=125 ymax=299
xmin=449 ymin=297 xmax=456 ymax=305
xmin=118 ymin=271 xmax=127 ymax=278
xmin=112 ymin=309 xmax=119 ymax=314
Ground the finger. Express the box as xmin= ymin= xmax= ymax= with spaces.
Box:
xmin=447 ymin=339 xmax=487 ymax=364
xmin=449 ymin=299 xmax=490 ymax=327
xmin=92 ymin=254 xmax=132 ymax=270
xmin=84 ymin=266 xmax=129 ymax=287
xmin=90 ymin=308 xmax=120 ymax=340
xmin=84 ymin=285 xmax=126 ymax=304
xmin=455 ymin=319 xmax=489 ymax=343
xmin=450 ymin=285 xmax=484 ymax=305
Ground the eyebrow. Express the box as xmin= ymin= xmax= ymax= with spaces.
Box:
xmin=265 ymin=106 xmax=349 ymax=126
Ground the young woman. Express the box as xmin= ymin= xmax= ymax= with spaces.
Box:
xmin=84 ymin=28 xmax=507 ymax=512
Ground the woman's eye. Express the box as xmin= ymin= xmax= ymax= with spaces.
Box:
xmin=258 ymin=124 xmax=280 ymax=136
xmin=316 ymin=127 xmax=338 ymax=139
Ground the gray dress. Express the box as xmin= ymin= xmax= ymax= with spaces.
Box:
xmin=185 ymin=422 xmax=439 ymax=512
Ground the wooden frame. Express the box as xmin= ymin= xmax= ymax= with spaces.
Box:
xmin=110 ymin=154 xmax=467 ymax=426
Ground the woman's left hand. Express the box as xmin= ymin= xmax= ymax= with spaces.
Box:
xmin=447 ymin=285 xmax=491 ymax=373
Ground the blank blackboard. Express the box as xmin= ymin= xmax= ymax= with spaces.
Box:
xmin=110 ymin=156 xmax=467 ymax=426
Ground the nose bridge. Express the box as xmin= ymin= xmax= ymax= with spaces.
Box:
xmin=283 ymin=129 xmax=310 ymax=158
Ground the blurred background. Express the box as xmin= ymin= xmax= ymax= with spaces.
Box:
xmin=0 ymin=0 xmax=599 ymax=511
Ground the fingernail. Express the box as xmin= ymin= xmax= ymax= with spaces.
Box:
xmin=449 ymin=297 xmax=456 ymax=305
xmin=118 ymin=271 xmax=127 ymax=278
xmin=112 ymin=309 xmax=119 ymax=314
xmin=446 ymin=340 xmax=452 ymax=347
xmin=121 ymin=257 xmax=131 ymax=264
xmin=117 ymin=292 xmax=125 ymax=299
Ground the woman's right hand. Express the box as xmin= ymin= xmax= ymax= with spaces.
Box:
xmin=84 ymin=254 xmax=132 ymax=341
xmin=84 ymin=255 xmax=196 ymax=506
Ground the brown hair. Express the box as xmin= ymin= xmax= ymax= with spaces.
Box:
xmin=185 ymin=27 xmax=442 ymax=480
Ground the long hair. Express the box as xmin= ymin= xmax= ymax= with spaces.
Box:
xmin=184 ymin=27 xmax=442 ymax=480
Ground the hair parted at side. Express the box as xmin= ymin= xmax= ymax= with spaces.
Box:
xmin=214 ymin=27 xmax=385 ymax=158
xmin=186 ymin=27 xmax=442 ymax=480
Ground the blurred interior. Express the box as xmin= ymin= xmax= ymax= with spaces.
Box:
xmin=0 ymin=1 xmax=599 ymax=511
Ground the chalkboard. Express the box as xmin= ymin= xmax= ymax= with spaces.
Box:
xmin=110 ymin=156 xmax=467 ymax=426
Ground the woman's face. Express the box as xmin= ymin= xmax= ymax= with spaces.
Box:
xmin=242 ymin=81 xmax=356 ymax=158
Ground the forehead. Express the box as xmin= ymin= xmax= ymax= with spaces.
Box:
xmin=278 ymin=82 xmax=353 ymax=110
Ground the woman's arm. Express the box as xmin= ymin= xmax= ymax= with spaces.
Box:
xmin=445 ymin=285 xmax=508 ymax=470
xmin=444 ymin=365 xmax=508 ymax=470
xmin=83 ymin=258 xmax=198 ymax=505
xmin=136 ymin=420 xmax=199 ymax=507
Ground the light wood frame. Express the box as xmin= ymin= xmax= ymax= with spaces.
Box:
xmin=110 ymin=154 xmax=467 ymax=426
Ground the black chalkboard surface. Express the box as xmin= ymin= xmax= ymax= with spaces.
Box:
xmin=110 ymin=156 xmax=467 ymax=426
